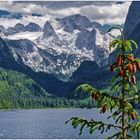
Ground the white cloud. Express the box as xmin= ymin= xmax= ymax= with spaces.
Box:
xmin=80 ymin=2 xmax=131 ymax=25
xmin=0 ymin=19 xmax=20 ymax=29
xmin=20 ymin=16 xmax=50 ymax=27
xmin=0 ymin=15 xmax=50 ymax=28
xmin=0 ymin=1 xmax=131 ymax=28
xmin=47 ymin=7 xmax=80 ymax=18
xmin=0 ymin=2 xmax=47 ymax=15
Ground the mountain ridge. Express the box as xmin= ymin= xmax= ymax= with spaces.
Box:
xmin=1 ymin=14 xmax=111 ymax=81
xmin=0 ymin=13 xmax=114 ymax=97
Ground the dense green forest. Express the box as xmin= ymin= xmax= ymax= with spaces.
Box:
xmin=0 ymin=67 xmax=96 ymax=109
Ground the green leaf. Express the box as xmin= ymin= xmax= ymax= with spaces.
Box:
xmin=109 ymin=39 xmax=119 ymax=51
xmin=75 ymin=84 xmax=95 ymax=97
xmin=111 ymin=82 xmax=121 ymax=92
xmin=132 ymin=84 xmax=138 ymax=93
xmin=128 ymin=39 xmax=138 ymax=49
xmin=89 ymin=126 xmax=96 ymax=134
xmin=107 ymin=125 xmax=111 ymax=130
xmin=124 ymin=83 xmax=129 ymax=90
xmin=115 ymin=115 xmax=122 ymax=124
xmin=100 ymin=124 xmax=105 ymax=134
xmin=65 ymin=118 xmax=73 ymax=124
xmin=72 ymin=118 xmax=80 ymax=127
xmin=79 ymin=120 xmax=87 ymax=135
xmin=111 ymin=75 xmax=119 ymax=83
xmin=128 ymin=114 xmax=131 ymax=122
xmin=125 ymin=40 xmax=132 ymax=52
xmin=135 ymin=58 xmax=140 ymax=63
xmin=97 ymin=96 xmax=104 ymax=107
xmin=111 ymin=100 xmax=115 ymax=107
xmin=118 ymin=40 xmax=123 ymax=49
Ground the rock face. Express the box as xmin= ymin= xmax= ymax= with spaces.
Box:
xmin=35 ymin=14 xmax=111 ymax=80
xmin=1 ymin=23 xmax=43 ymax=36
xmin=124 ymin=1 xmax=140 ymax=38
xmin=123 ymin=1 xmax=140 ymax=58
xmin=76 ymin=29 xmax=96 ymax=50
xmin=58 ymin=14 xmax=92 ymax=32
xmin=0 ymin=25 xmax=6 ymax=33
xmin=43 ymin=21 xmax=56 ymax=38
xmin=26 ymin=22 xmax=42 ymax=32
xmin=14 ymin=23 xmax=26 ymax=32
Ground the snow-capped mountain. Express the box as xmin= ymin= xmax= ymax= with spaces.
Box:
xmin=2 ymin=14 xmax=111 ymax=81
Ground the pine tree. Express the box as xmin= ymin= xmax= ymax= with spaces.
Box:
xmin=66 ymin=27 xmax=140 ymax=139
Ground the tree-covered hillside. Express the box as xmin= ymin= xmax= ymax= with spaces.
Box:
xmin=0 ymin=67 xmax=49 ymax=108
xmin=0 ymin=67 xmax=96 ymax=109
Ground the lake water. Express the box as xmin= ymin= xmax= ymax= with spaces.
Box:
xmin=0 ymin=108 xmax=122 ymax=139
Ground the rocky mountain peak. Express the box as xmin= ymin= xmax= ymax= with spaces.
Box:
xmin=92 ymin=22 xmax=102 ymax=29
xmin=75 ymin=28 xmax=96 ymax=50
xmin=58 ymin=14 xmax=92 ymax=32
xmin=0 ymin=25 xmax=6 ymax=36
xmin=43 ymin=21 xmax=56 ymax=38
xmin=26 ymin=22 xmax=42 ymax=32
xmin=3 ymin=22 xmax=42 ymax=36
xmin=14 ymin=23 xmax=26 ymax=32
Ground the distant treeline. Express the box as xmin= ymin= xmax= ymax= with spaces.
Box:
xmin=0 ymin=97 xmax=96 ymax=109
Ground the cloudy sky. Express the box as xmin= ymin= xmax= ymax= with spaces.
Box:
xmin=0 ymin=1 xmax=131 ymax=28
